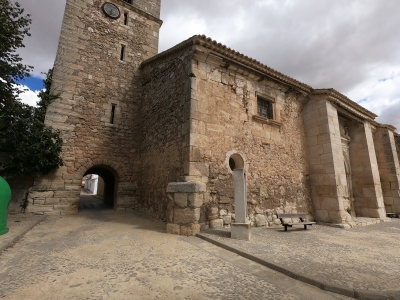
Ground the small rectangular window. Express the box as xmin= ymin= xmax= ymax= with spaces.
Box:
xmin=120 ymin=45 xmax=125 ymax=61
xmin=122 ymin=0 xmax=132 ymax=3
xmin=123 ymin=12 xmax=128 ymax=25
xmin=257 ymin=97 xmax=273 ymax=119
xmin=110 ymin=104 xmax=116 ymax=124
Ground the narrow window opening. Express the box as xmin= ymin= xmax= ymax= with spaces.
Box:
xmin=123 ymin=12 xmax=128 ymax=25
xmin=122 ymin=0 xmax=132 ymax=4
xmin=120 ymin=45 xmax=125 ymax=61
xmin=110 ymin=104 xmax=116 ymax=124
xmin=257 ymin=96 xmax=273 ymax=119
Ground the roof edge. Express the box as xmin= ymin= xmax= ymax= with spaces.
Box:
xmin=141 ymin=35 xmax=312 ymax=93
xmin=312 ymin=88 xmax=378 ymax=120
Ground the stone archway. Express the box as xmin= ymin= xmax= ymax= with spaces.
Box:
xmin=80 ymin=165 xmax=119 ymax=209
xmin=76 ymin=160 xmax=121 ymax=211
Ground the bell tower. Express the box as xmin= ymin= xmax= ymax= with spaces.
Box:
xmin=27 ymin=0 xmax=162 ymax=214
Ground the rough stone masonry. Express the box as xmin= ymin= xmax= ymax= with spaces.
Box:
xmin=8 ymin=0 xmax=399 ymax=235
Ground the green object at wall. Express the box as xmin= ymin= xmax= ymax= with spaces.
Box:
xmin=0 ymin=176 xmax=12 ymax=235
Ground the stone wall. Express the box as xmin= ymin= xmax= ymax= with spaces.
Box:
xmin=5 ymin=176 xmax=33 ymax=213
xmin=27 ymin=0 xmax=162 ymax=214
xmin=189 ymin=47 xmax=313 ymax=228
xmin=374 ymin=127 xmax=400 ymax=214
xmin=139 ymin=47 xmax=193 ymax=220
xmin=304 ymin=95 xmax=347 ymax=223
xmin=348 ymin=122 xmax=385 ymax=218
xmin=305 ymin=90 xmax=386 ymax=224
xmin=0 ymin=153 xmax=33 ymax=212
xmin=129 ymin=0 xmax=161 ymax=18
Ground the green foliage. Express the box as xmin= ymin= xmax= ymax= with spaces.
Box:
xmin=0 ymin=0 xmax=63 ymax=179
xmin=0 ymin=69 xmax=64 ymax=179
xmin=0 ymin=0 xmax=32 ymax=101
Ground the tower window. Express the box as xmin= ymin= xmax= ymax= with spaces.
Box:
xmin=257 ymin=96 xmax=273 ymax=119
xmin=123 ymin=12 xmax=128 ymax=25
xmin=120 ymin=45 xmax=126 ymax=61
xmin=110 ymin=104 xmax=116 ymax=124
xmin=122 ymin=0 xmax=132 ymax=3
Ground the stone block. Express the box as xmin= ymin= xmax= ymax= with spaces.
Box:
xmin=219 ymin=196 xmax=233 ymax=204
xmin=166 ymin=223 xmax=181 ymax=235
xmin=231 ymin=222 xmax=251 ymax=241
xmin=174 ymin=208 xmax=200 ymax=224
xmin=174 ymin=193 xmax=188 ymax=208
xmin=180 ymin=224 xmax=201 ymax=236
xmin=184 ymin=162 xmax=209 ymax=177
xmin=255 ymin=214 xmax=267 ymax=227
xmin=223 ymin=215 xmax=232 ymax=225
xmin=45 ymin=198 xmax=61 ymax=205
xmin=188 ymin=193 xmax=203 ymax=208
xmin=315 ymin=209 xmax=329 ymax=222
xmin=209 ymin=219 xmax=224 ymax=229
xmin=167 ymin=182 xmax=206 ymax=193
xmin=30 ymin=191 xmax=54 ymax=198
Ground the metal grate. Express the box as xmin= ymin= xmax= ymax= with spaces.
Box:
xmin=257 ymin=97 xmax=273 ymax=119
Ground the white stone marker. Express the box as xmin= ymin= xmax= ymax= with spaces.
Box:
xmin=231 ymin=169 xmax=251 ymax=241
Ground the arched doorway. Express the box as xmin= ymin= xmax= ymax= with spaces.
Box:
xmin=79 ymin=166 xmax=117 ymax=210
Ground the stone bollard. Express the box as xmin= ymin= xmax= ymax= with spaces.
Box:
xmin=0 ymin=176 xmax=12 ymax=235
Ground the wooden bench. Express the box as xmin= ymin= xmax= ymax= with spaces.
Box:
xmin=277 ymin=213 xmax=316 ymax=231
xmin=386 ymin=213 xmax=398 ymax=218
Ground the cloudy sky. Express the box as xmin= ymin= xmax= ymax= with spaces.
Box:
xmin=16 ymin=0 xmax=400 ymax=130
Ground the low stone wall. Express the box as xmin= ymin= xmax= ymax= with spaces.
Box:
xmin=6 ymin=176 xmax=33 ymax=212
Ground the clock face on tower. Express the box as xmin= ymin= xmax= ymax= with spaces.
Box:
xmin=102 ymin=2 xmax=121 ymax=19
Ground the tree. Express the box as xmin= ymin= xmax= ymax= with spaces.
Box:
xmin=0 ymin=0 xmax=32 ymax=102
xmin=0 ymin=69 xmax=64 ymax=179
xmin=0 ymin=1 xmax=63 ymax=179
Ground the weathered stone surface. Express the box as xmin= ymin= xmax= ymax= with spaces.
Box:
xmin=231 ymin=222 xmax=251 ymax=241
xmin=255 ymin=214 xmax=267 ymax=227
xmin=174 ymin=193 xmax=188 ymax=208
xmin=223 ymin=215 xmax=232 ymax=225
xmin=167 ymin=182 xmax=207 ymax=193
xmin=19 ymin=0 xmax=397 ymax=234
xmin=188 ymin=193 xmax=203 ymax=208
xmin=166 ymin=223 xmax=180 ymax=235
xmin=174 ymin=208 xmax=200 ymax=225
xmin=209 ymin=219 xmax=224 ymax=229
xmin=180 ymin=224 xmax=201 ymax=236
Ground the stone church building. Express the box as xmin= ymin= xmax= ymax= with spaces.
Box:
xmin=22 ymin=0 xmax=400 ymax=235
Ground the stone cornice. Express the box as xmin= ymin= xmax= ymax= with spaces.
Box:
xmin=312 ymin=89 xmax=377 ymax=121
xmin=141 ymin=35 xmax=312 ymax=93
xmin=375 ymin=123 xmax=397 ymax=132
xmin=113 ymin=0 xmax=163 ymax=25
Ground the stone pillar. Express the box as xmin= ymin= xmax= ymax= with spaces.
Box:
xmin=304 ymin=96 xmax=347 ymax=223
xmin=374 ymin=126 xmax=400 ymax=214
xmin=166 ymin=182 xmax=206 ymax=236
xmin=347 ymin=122 xmax=385 ymax=218
xmin=231 ymin=169 xmax=251 ymax=241
xmin=233 ymin=170 xmax=247 ymax=223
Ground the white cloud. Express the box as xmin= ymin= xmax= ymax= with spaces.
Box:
xmin=351 ymin=70 xmax=400 ymax=130
xmin=17 ymin=85 xmax=41 ymax=107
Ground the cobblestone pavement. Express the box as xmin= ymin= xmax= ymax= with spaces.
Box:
xmin=0 ymin=210 xmax=347 ymax=300
xmin=199 ymin=219 xmax=400 ymax=295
